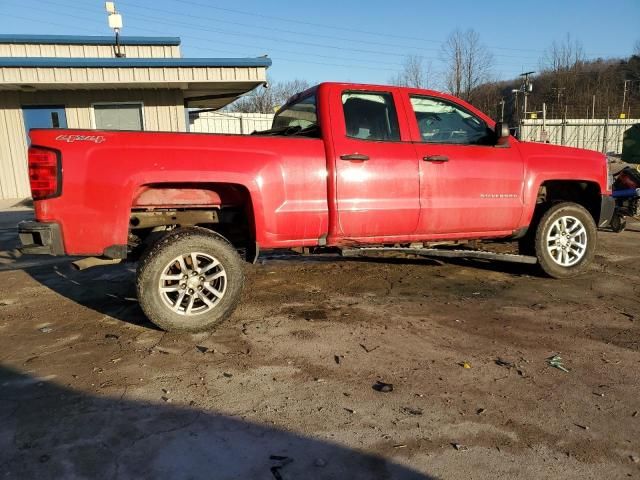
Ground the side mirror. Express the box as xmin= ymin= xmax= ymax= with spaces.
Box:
xmin=495 ymin=122 xmax=510 ymax=146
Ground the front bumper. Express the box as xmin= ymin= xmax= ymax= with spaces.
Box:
xmin=18 ymin=221 xmax=65 ymax=255
xmin=598 ymin=195 xmax=616 ymax=228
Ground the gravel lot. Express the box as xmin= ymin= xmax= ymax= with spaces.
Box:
xmin=0 ymin=208 xmax=639 ymax=479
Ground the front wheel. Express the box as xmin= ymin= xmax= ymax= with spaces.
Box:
xmin=534 ymin=202 xmax=597 ymax=278
xmin=136 ymin=227 xmax=245 ymax=332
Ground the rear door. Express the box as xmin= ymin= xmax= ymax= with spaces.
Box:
xmin=405 ymin=94 xmax=524 ymax=235
xmin=330 ymin=87 xmax=420 ymax=238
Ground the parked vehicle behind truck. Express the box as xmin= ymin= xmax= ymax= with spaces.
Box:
xmin=19 ymin=82 xmax=615 ymax=332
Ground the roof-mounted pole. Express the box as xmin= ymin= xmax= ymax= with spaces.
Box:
xmin=105 ymin=2 xmax=125 ymax=58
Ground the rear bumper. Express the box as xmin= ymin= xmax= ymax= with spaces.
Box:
xmin=598 ymin=195 xmax=615 ymax=228
xmin=18 ymin=221 xmax=65 ymax=255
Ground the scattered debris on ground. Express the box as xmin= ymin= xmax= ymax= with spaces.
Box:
xmin=372 ymin=381 xmax=393 ymax=393
xmin=1 ymin=219 xmax=639 ymax=479
xmin=547 ymin=355 xmax=570 ymax=373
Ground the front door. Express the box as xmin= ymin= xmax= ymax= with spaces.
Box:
xmin=406 ymin=94 xmax=524 ymax=235
xmin=331 ymin=88 xmax=420 ymax=239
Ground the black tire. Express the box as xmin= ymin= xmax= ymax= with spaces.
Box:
xmin=534 ymin=202 xmax=597 ymax=279
xmin=136 ymin=227 xmax=245 ymax=332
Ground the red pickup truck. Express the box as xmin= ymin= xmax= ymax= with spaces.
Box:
xmin=19 ymin=82 xmax=614 ymax=332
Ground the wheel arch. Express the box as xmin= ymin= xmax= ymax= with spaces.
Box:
xmin=538 ymin=179 xmax=601 ymax=221
xmin=527 ymin=179 xmax=603 ymax=225
xmin=131 ymin=181 xmax=258 ymax=238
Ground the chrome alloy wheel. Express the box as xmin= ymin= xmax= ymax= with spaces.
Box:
xmin=545 ymin=215 xmax=588 ymax=267
xmin=158 ymin=252 xmax=227 ymax=316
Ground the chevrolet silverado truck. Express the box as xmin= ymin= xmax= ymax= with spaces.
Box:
xmin=19 ymin=82 xmax=615 ymax=332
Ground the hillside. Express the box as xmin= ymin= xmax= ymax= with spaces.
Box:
xmin=471 ymin=54 xmax=640 ymax=123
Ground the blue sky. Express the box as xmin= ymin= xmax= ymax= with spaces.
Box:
xmin=2 ymin=0 xmax=639 ymax=86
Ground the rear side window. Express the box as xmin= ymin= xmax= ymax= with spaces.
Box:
xmin=272 ymin=94 xmax=317 ymax=130
xmin=342 ymin=92 xmax=400 ymax=141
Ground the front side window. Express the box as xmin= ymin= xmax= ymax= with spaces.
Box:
xmin=342 ymin=92 xmax=400 ymax=141
xmin=272 ymin=94 xmax=318 ymax=133
xmin=410 ymin=96 xmax=492 ymax=145
xmin=93 ymin=103 xmax=144 ymax=131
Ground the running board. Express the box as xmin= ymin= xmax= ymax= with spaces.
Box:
xmin=340 ymin=247 xmax=538 ymax=265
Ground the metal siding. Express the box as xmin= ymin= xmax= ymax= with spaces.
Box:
xmin=0 ymin=43 xmax=181 ymax=58
xmin=0 ymin=64 xmax=268 ymax=85
xmin=145 ymin=101 xmax=159 ymax=131
xmin=0 ymin=35 xmax=181 ymax=46
xmin=0 ymin=91 xmax=29 ymax=198
xmin=11 ymin=44 xmax=27 ymax=56
xmin=0 ymin=89 xmax=187 ymax=199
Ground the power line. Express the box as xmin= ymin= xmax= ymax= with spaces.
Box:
xmin=115 ymin=0 xmax=542 ymax=61
xmin=6 ymin=0 xmax=540 ymax=72
xmin=143 ymin=0 xmax=623 ymax=59
xmin=0 ymin=12 xmax=403 ymax=73
xmin=23 ymin=1 xmax=630 ymax=78
xmin=152 ymin=0 xmax=550 ymax=55
xmin=2 ymin=13 xmax=105 ymax=35
xmin=19 ymin=0 xmax=538 ymax=69
xmin=1 ymin=0 xmax=409 ymax=68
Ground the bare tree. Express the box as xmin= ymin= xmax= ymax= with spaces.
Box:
xmin=441 ymin=29 xmax=493 ymax=101
xmin=635 ymin=39 xmax=640 ymax=57
xmin=388 ymin=55 xmax=432 ymax=88
xmin=542 ymin=33 xmax=585 ymax=72
xmin=441 ymin=30 xmax=464 ymax=98
xmin=228 ymin=78 xmax=311 ymax=113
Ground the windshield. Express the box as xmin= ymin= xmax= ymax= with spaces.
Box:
xmin=268 ymin=94 xmax=319 ymax=137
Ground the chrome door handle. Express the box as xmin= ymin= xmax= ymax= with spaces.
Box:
xmin=423 ymin=155 xmax=449 ymax=162
xmin=340 ymin=153 xmax=369 ymax=161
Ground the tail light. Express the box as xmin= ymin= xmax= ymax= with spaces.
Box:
xmin=28 ymin=147 xmax=61 ymax=200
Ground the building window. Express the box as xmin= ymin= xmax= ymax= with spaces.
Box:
xmin=22 ymin=106 xmax=67 ymax=143
xmin=93 ymin=103 xmax=144 ymax=131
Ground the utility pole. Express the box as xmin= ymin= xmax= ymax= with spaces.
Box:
xmin=551 ymin=87 xmax=566 ymax=118
xmin=622 ymin=79 xmax=630 ymax=115
xmin=542 ymin=102 xmax=547 ymax=143
xmin=499 ymin=98 xmax=505 ymax=122
xmin=512 ymin=89 xmax=520 ymax=127
xmin=520 ymin=71 xmax=535 ymax=118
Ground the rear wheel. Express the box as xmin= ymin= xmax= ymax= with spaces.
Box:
xmin=534 ymin=202 xmax=597 ymax=278
xmin=136 ymin=227 xmax=244 ymax=332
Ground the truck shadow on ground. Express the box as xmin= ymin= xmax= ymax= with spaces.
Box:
xmin=24 ymin=252 xmax=535 ymax=332
xmin=0 ymin=364 xmax=433 ymax=480
xmin=26 ymin=262 xmax=159 ymax=330
xmin=0 ymin=209 xmax=33 ymax=262
xmin=263 ymin=251 xmax=535 ymax=277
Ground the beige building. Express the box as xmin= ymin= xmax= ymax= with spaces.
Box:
xmin=0 ymin=34 xmax=270 ymax=200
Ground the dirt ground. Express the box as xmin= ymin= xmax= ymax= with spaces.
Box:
xmin=1 ymin=208 xmax=639 ymax=479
